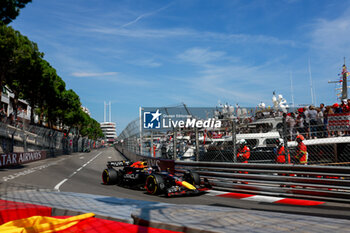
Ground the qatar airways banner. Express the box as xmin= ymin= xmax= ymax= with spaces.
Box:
xmin=0 ymin=151 xmax=46 ymax=167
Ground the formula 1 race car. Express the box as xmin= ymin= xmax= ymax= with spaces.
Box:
xmin=102 ymin=160 xmax=150 ymax=189
xmin=102 ymin=160 xmax=211 ymax=197
xmin=145 ymin=170 xmax=212 ymax=197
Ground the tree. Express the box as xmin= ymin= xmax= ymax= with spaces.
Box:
xmin=33 ymin=60 xmax=65 ymax=128
xmin=2 ymin=25 xmax=42 ymax=121
xmin=0 ymin=0 xmax=32 ymax=25
xmin=60 ymin=89 xmax=82 ymax=133
xmin=0 ymin=26 xmax=105 ymax=140
xmin=21 ymin=55 xmax=44 ymax=124
xmin=43 ymin=74 xmax=66 ymax=129
xmin=0 ymin=25 xmax=17 ymax=97
xmin=80 ymin=116 xmax=103 ymax=140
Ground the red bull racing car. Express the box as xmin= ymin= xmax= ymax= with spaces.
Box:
xmin=102 ymin=160 xmax=211 ymax=197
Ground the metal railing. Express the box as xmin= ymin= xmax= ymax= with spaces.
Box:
xmin=0 ymin=122 xmax=102 ymax=154
xmin=116 ymin=106 xmax=350 ymax=202
xmin=114 ymin=144 xmax=350 ymax=203
xmin=175 ymin=161 xmax=350 ymax=203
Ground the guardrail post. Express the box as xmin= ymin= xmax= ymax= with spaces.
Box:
xmin=232 ymin=119 xmax=237 ymax=163
xmin=173 ymin=128 xmax=177 ymax=160
xmin=151 ymin=131 xmax=154 ymax=157
xmin=195 ymin=127 xmax=199 ymax=161
xmin=10 ymin=130 xmax=15 ymax=153
xmin=282 ymin=114 xmax=289 ymax=164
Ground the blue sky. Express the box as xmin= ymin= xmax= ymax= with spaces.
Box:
xmin=9 ymin=0 xmax=350 ymax=133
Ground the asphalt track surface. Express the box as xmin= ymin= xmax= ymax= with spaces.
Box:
xmin=1 ymin=147 xmax=350 ymax=221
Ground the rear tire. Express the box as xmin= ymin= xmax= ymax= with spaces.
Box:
xmin=145 ymin=174 xmax=164 ymax=195
xmin=102 ymin=168 xmax=118 ymax=185
xmin=116 ymin=170 xmax=123 ymax=186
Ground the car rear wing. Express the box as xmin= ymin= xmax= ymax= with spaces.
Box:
xmin=107 ymin=160 xmax=132 ymax=168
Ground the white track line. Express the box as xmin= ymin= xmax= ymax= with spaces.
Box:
xmin=54 ymin=152 xmax=102 ymax=191
xmin=2 ymin=158 xmax=66 ymax=182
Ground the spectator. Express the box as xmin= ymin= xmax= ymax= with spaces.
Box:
xmin=308 ymin=106 xmax=318 ymax=139
xmin=236 ymin=139 xmax=250 ymax=184
xmin=9 ymin=112 xmax=14 ymax=125
xmin=296 ymin=113 xmax=305 ymax=138
xmin=341 ymin=99 xmax=349 ymax=112
xmin=275 ymin=139 xmax=290 ymax=164
xmin=324 ymin=106 xmax=333 ymax=137
xmin=0 ymin=108 xmax=5 ymax=123
xmin=303 ymin=106 xmax=310 ymax=139
xmin=333 ymin=103 xmax=342 ymax=113
xmin=316 ymin=108 xmax=324 ymax=138
xmin=320 ymin=103 xmax=326 ymax=113
xmin=236 ymin=139 xmax=250 ymax=164
xmin=295 ymin=135 xmax=308 ymax=165
xmin=286 ymin=112 xmax=296 ymax=141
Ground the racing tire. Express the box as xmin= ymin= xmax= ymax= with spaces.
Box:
xmin=145 ymin=174 xmax=164 ymax=195
xmin=116 ymin=170 xmax=124 ymax=186
xmin=184 ymin=171 xmax=201 ymax=186
xmin=102 ymin=168 xmax=118 ymax=185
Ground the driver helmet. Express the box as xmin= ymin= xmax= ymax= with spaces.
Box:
xmin=131 ymin=161 xmax=147 ymax=168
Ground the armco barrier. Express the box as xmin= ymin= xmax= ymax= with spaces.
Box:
xmin=175 ymin=161 xmax=350 ymax=203
xmin=116 ymin=146 xmax=350 ymax=203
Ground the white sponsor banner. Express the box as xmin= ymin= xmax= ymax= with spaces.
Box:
xmin=0 ymin=151 xmax=46 ymax=167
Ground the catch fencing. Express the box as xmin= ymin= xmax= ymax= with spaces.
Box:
xmin=118 ymin=106 xmax=350 ymax=167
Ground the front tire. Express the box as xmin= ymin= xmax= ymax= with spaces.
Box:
xmin=184 ymin=171 xmax=200 ymax=186
xmin=102 ymin=168 xmax=118 ymax=185
xmin=145 ymin=174 xmax=164 ymax=195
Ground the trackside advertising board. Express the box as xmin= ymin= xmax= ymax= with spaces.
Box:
xmin=0 ymin=151 xmax=47 ymax=167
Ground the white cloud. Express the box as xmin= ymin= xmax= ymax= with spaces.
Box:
xmin=121 ymin=3 xmax=172 ymax=28
xmin=133 ymin=58 xmax=162 ymax=67
xmin=178 ymin=48 xmax=227 ymax=65
xmin=310 ymin=13 xmax=350 ymax=56
xmin=71 ymin=72 xmax=118 ymax=77
xmin=85 ymin=27 xmax=194 ymax=39
xmin=225 ymin=33 xmax=297 ymax=47
xmin=84 ymin=25 xmax=297 ymax=47
xmin=170 ymin=59 xmax=288 ymax=106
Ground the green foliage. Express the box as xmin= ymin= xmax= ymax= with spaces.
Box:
xmin=80 ymin=114 xmax=104 ymax=140
xmin=0 ymin=24 xmax=104 ymax=139
xmin=0 ymin=0 xmax=32 ymax=25
xmin=0 ymin=25 xmax=41 ymax=121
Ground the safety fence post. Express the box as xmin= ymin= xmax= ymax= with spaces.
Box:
xmin=173 ymin=128 xmax=177 ymax=160
xmin=195 ymin=127 xmax=199 ymax=161
xmin=282 ymin=114 xmax=289 ymax=164
xmin=232 ymin=119 xmax=237 ymax=163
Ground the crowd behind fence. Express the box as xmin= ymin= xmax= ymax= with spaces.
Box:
xmin=118 ymin=106 xmax=350 ymax=167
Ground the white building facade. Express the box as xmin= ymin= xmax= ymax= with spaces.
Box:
xmin=100 ymin=122 xmax=117 ymax=144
